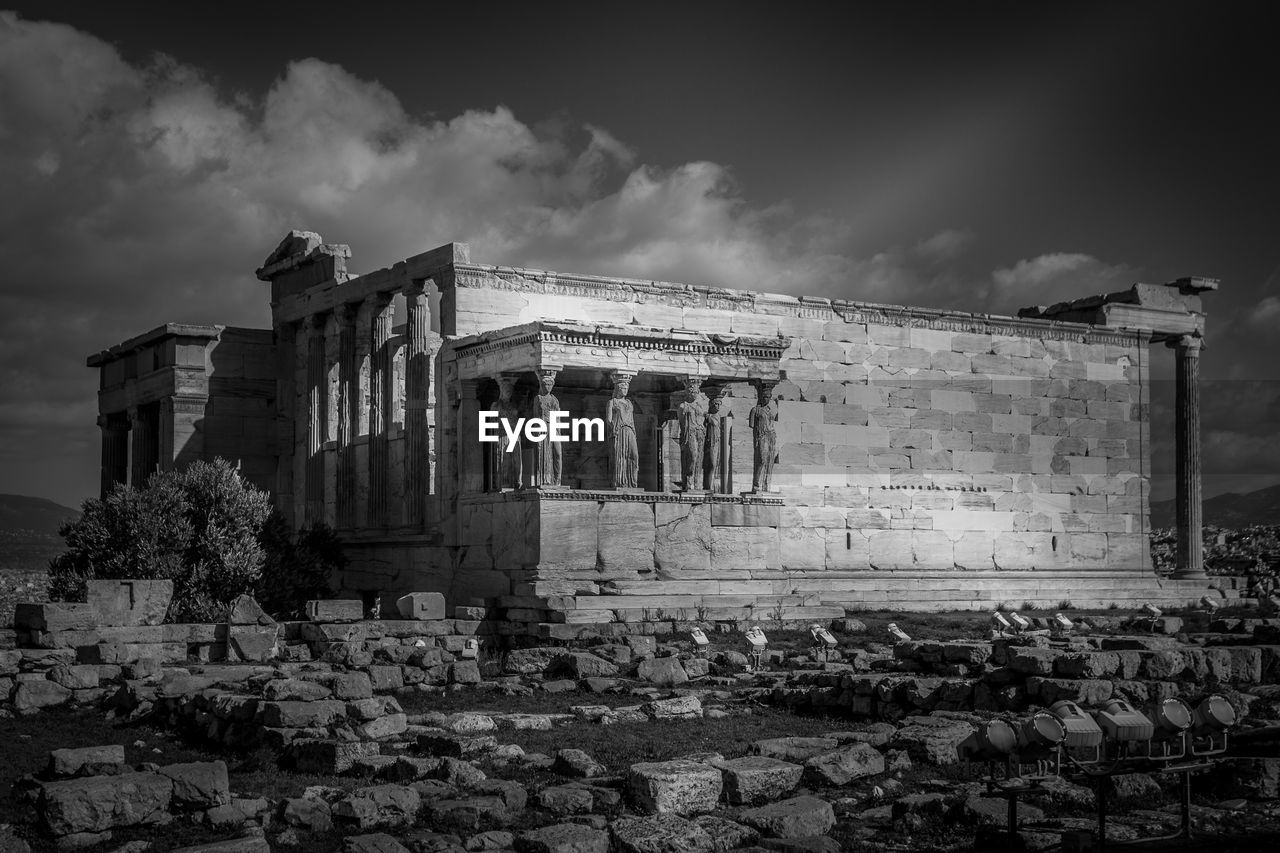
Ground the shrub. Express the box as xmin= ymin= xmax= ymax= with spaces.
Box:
xmin=48 ymin=458 xmax=333 ymax=622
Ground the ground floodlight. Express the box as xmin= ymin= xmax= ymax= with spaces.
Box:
xmin=745 ymin=626 xmax=768 ymax=648
xmin=1200 ymin=596 xmax=1220 ymax=612
xmin=460 ymin=638 xmax=480 ymax=660
xmin=991 ymin=612 xmax=1013 ymax=634
xmin=1149 ymin=698 xmax=1194 ymax=738
xmin=958 ymin=718 xmax=1019 ymax=762
xmin=1008 ymin=612 xmax=1032 ymax=633
xmin=1192 ymin=695 xmax=1237 ymax=735
xmin=887 ymin=622 xmax=911 ymax=642
xmin=1141 ymin=603 xmax=1162 ymax=619
xmin=1052 ymin=613 xmax=1073 ymax=632
xmin=1048 ymin=700 xmax=1104 ymax=751
xmin=1019 ymin=712 xmax=1067 ymax=749
xmin=1094 ymin=699 xmax=1155 ymax=743
xmin=810 ymin=624 xmax=838 ymax=649
xmin=690 ymin=627 xmax=710 ymax=647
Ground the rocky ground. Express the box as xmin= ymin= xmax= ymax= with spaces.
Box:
xmin=4 ymin=611 xmax=1280 ymax=852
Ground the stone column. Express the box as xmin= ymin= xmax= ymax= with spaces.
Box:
xmin=404 ymin=281 xmax=431 ymax=528
xmin=305 ymin=313 xmax=327 ymax=526
xmin=367 ymin=292 xmax=394 ymax=527
xmin=98 ymin=414 xmax=129 ymax=497
xmin=335 ymin=304 xmax=358 ymax=529
xmin=1172 ymin=334 xmax=1205 ymax=579
xmin=457 ymin=378 xmax=484 ymax=495
xmin=274 ymin=321 xmax=298 ymax=527
xmin=129 ymin=405 xmax=156 ymax=487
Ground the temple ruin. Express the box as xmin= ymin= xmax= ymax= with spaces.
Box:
xmin=86 ymin=232 xmax=1234 ymax=629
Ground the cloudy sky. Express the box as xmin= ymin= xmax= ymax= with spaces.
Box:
xmin=1 ymin=1 xmax=1277 ymax=509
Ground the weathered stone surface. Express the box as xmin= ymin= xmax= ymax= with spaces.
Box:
xmin=803 ymin=743 xmax=885 ymax=785
xmin=344 ymin=834 xmax=411 ymax=853
xmin=332 ymin=784 xmax=422 ymax=830
xmin=628 ymin=760 xmax=722 ymax=816
xmin=48 ymin=745 xmax=125 ymax=778
xmin=609 ymin=815 xmax=717 ymax=853
xmin=14 ymin=603 xmax=97 ymax=633
xmin=306 ymin=599 xmax=364 ymax=622
xmin=368 ymin=665 xmax=405 ymax=692
xmin=417 ymin=732 xmax=498 ymax=758
xmin=171 ymin=838 xmax=271 ymax=853
xmin=720 ymin=756 xmax=803 ymax=805
xmin=330 ymin=672 xmax=374 ymax=700
xmin=48 ymin=665 xmax=99 ymax=690
xmin=515 ymin=822 xmax=609 ymax=853
xmin=750 ymin=738 xmax=839 ymax=763
xmin=40 ymin=772 xmax=173 ymax=836
xmin=890 ymin=719 xmax=974 ymax=766
xmin=263 ymin=700 xmax=347 ymax=728
xmin=290 ymin=740 xmax=381 ymax=775
xmin=553 ymin=652 xmax=619 ymax=679
xmin=227 ymin=624 xmax=277 ymax=662
xmin=86 ymin=579 xmax=174 ymax=627
xmin=159 ymin=761 xmax=230 ymax=809
xmin=504 ymin=647 xmax=561 ymax=675
xmin=396 ymin=592 xmax=446 ymax=621
xmin=263 ymin=678 xmax=331 ymax=701
xmin=739 ymin=796 xmax=836 ymax=839
xmin=227 ymin=594 xmax=274 ymax=626
xmin=13 ymin=680 xmax=72 ymax=714
xmin=537 ymin=785 xmax=593 ymax=815
xmin=552 ymin=749 xmax=606 ymax=779
xmin=637 ymin=657 xmax=689 ymax=686
xmin=642 ymin=696 xmax=702 ymax=720
xmin=959 ymin=795 xmax=1044 ymax=826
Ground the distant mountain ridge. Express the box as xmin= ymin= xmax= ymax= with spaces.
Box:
xmin=0 ymin=494 xmax=80 ymax=536
xmin=1151 ymin=484 xmax=1280 ymax=529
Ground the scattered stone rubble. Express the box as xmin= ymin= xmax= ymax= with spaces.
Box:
xmin=7 ymin=591 xmax=1280 ymax=850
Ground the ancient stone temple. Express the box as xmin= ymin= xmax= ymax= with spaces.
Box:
xmin=89 ymin=231 xmax=1233 ymax=627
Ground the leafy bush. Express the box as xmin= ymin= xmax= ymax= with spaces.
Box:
xmin=48 ymin=458 xmax=338 ymax=622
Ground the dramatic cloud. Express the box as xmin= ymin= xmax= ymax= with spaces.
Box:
xmin=0 ymin=11 xmax=1264 ymax=507
xmin=990 ymin=252 xmax=1136 ymax=314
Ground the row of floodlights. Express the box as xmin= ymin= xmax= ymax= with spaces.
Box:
xmin=958 ymin=695 xmax=1237 ymax=766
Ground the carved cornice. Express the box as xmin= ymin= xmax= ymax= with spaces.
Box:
xmin=452 ymin=263 xmax=1143 ymax=347
xmin=451 ymin=322 xmax=790 ymax=361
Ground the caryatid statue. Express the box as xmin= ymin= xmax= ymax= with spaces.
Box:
xmin=606 ymin=371 xmax=639 ymax=489
xmin=530 ymin=368 xmax=563 ymax=487
xmin=677 ymin=378 xmax=707 ymax=490
xmin=703 ymin=390 xmax=726 ymax=491
xmin=491 ymin=374 xmax=522 ymax=490
xmin=749 ymin=383 xmax=777 ymax=493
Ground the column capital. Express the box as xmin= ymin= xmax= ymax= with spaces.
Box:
xmin=1169 ymin=334 xmax=1203 ymax=354
xmin=608 ymin=369 xmax=637 ymax=387
xmin=495 ymin=373 xmax=520 ymax=396
xmin=335 ymin=301 xmax=358 ymax=325
xmin=127 ymin=405 xmax=143 ymax=424
xmin=307 ymin=311 xmax=328 ymax=335
xmin=402 ymin=278 xmax=427 ymax=299
xmin=364 ymin=290 xmax=394 ymax=311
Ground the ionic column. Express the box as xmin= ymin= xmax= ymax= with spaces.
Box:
xmin=129 ymin=405 xmax=155 ymax=487
xmin=335 ymin=304 xmax=358 ymax=529
xmin=367 ymin=292 xmax=394 ymax=527
xmin=1171 ymin=335 xmax=1205 ymax=579
xmin=305 ymin=313 xmax=327 ymax=526
xmin=99 ymin=414 xmax=129 ymax=497
xmin=404 ymin=281 xmax=431 ymax=528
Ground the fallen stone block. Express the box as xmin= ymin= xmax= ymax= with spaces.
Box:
xmin=515 ymin=823 xmax=610 ymax=853
xmin=39 ymin=772 xmax=173 ymax=836
xmin=503 ymin=647 xmax=561 ymax=675
xmin=537 ymin=785 xmax=593 ymax=815
xmin=48 ymin=665 xmax=100 ymax=690
xmin=332 ymin=783 xmax=422 ymax=830
xmin=750 ymin=738 xmax=839 ymax=762
xmin=642 ymin=696 xmax=702 ymax=720
xmin=890 ymin=719 xmax=974 ymax=766
xmin=552 ymin=651 xmax=619 ymax=679
xmin=552 ymin=748 xmax=606 ymax=778
xmin=396 ymin=592 xmax=446 ymax=621
xmin=159 ymin=761 xmax=230 ymax=809
xmin=86 ymin=579 xmax=173 ymax=627
xmin=227 ymin=624 xmax=278 ymax=663
xmin=14 ymin=603 xmax=97 ymax=633
xmin=803 ymin=743 xmax=885 ymax=785
xmin=263 ymin=699 xmax=347 ymax=728
xmin=740 ymin=796 xmax=836 ymax=839
xmin=48 ymin=745 xmax=125 ymax=778
xmin=13 ymin=679 xmax=72 ymax=714
xmin=637 ymin=656 xmax=689 ymax=686
xmin=627 ymin=759 xmax=723 ymax=816
xmin=344 ymin=833 xmax=411 ymax=853
xmin=227 ymin=594 xmax=275 ymax=626
xmin=171 ymin=836 xmax=272 ymax=852
xmin=289 ymin=739 xmax=381 ymax=775
xmin=330 ymin=671 xmax=374 ymax=700
xmin=417 ymin=731 xmax=498 ymax=758
xmin=263 ymin=678 xmax=331 ymax=702
xmin=720 ymin=756 xmax=803 ymax=805
xmin=306 ymin=599 xmax=364 ymax=623
xmin=609 ymin=814 xmax=717 ymax=853
xmin=357 ymin=714 xmax=408 ymax=741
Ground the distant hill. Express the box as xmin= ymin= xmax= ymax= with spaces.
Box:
xmin=0 ymin=494 xmax=80 ymax=536
xmin=1151 ymin=484 xmax=1280 ymax=529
